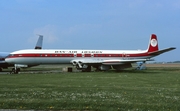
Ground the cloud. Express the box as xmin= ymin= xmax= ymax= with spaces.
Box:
xmin=33 ymin=25 xmax=59 ymax=44
xmin=61 ymin=24 xmax=101 ymax=37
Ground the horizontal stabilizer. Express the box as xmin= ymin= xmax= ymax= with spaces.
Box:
xmin=148 ymin=47 xmax=176 ymax=56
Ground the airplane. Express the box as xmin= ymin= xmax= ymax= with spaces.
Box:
xmin=0 ymin=35 xmax=43 ymax=72
xmin=5 ymin=34 xmax=176 ymax=73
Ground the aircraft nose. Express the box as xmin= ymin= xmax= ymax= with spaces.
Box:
xmin=5 ymin=58 xmax=13 ymax=63
xmin=5 ymin=54 xmax=15 ymax=63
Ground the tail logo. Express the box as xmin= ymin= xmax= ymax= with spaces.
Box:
xmin=151 ymin=39 xmax=157 ymax=47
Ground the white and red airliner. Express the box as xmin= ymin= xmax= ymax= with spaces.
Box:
xmin=5 ymin=34 xmax=175 ymax=73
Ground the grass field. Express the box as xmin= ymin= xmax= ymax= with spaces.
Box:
xmin=0 ymin=65 xmax=180 ymax=111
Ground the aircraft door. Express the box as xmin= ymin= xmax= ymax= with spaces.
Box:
xmin=123 ymin=53 xmax=126 ymax=59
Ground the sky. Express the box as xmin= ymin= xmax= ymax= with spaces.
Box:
xmin=0 ymin=0 xmax=179 ymax=62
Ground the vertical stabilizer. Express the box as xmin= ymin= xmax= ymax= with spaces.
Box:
xmin=35 ymin=35 xmax=43 ymax=49
xmin=147 ymin=34 xmax=159 ymax=53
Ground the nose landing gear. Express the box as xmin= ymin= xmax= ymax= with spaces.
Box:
xmin=11 ymin=68 xmax=20 ymax=74
xmin=10 ymin=64 xmax=21 ymax=74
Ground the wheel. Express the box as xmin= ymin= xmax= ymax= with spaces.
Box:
xmin=82 ymin=66 xmax=91 ymax=72
xmin=12 ymin=68 xmax=19 ymax=74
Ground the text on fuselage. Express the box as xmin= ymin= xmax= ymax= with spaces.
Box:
xmin=55 ymin=51 xmax=103 ymax=54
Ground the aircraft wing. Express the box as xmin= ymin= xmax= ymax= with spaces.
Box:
xmin=148 ymin=47 xmax=176 ymax=56
xmin=72 ymin=58 xmax=152 ymax=66
xmin=102 ymin=59 xmax=152 ymax=65
xmin=0 ymin=61 xmax=6 ymax=63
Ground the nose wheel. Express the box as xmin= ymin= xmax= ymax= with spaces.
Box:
xmin=11 ymin=68 xmax=20 ymax=74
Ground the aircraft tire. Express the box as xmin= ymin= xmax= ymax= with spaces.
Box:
xmin=12 ymin=68 xmax=19 ymax=74
xmin=82 ymin=66 xmax=91 ymax=72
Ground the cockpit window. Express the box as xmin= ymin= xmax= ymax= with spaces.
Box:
xmin=6 ymin=54 xmax=14 ymax=58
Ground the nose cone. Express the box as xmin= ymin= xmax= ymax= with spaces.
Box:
xmin=5 ymin=58 xmax=13 ymax=64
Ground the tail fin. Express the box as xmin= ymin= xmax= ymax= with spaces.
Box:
xmin=35 ymin=35 xmax=43 ymax=49
xmin=147 ymin=34 xmax=176 ymax=56
xmin=147 ymin=34 xmax=159 ymax=53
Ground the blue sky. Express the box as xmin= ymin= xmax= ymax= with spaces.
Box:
xmin=0 ymin=0 xmax=179 ymax=62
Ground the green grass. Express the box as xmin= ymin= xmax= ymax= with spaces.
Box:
xmin=0 ymin=68 xmax=180 ymax=111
